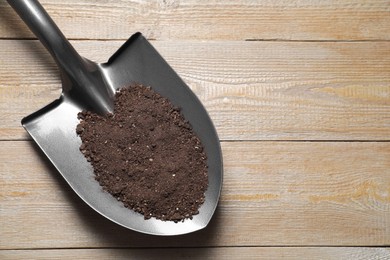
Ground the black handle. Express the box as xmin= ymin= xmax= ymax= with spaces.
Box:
xmin=7 ymin=0 xmax=113 ymax=114
xmin=7 ymin=0 xmax=88 ymax=84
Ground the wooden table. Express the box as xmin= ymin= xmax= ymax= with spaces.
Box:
xmin=1 ymin=1 xmax=389 ymax=259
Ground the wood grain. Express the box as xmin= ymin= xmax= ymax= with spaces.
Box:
xmin=1 ymin=248 xmax=389 ymax=260
xmin=0 ymin=0 xmax=389 ymax=41
xmin=1 ymin=141 xmax=389 ymax=249
xmin=1 ymin=40 xmax=389 ymax=141
xmin=1 ymin=0 xmax=388 ymax=257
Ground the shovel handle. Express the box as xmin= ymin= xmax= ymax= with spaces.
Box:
xmin=7 ymin=0 xmax=87 ymax=85
xmin=7 ymin=0 xmax=114 ymax=114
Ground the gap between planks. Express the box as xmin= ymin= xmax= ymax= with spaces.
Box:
xmin=0 ymin=247 xmax=389 ymax=260
xmin=1 ymin=37 xmax=390 ymax=43
xmin=2 ymin=139 xmax=390 ymax=142
xmin=1 ymin=245 xmax=390 ymax=250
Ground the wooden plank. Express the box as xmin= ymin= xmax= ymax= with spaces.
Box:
xmin=1 ymin=40 xmax=389 ymax=141
xmin=0 ymin=141 xmax=389 ymax=249
xmin=1 ymin=248 xmax=389 ymax=260
xmin=1 ymin=0 xmax=389 ymax=40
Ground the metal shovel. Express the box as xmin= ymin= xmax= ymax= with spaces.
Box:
xmin=8 ymin=0 xmax=222 ymax=235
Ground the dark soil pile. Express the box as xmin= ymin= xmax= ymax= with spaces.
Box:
xmin=76 ymin=84 xmax=208 ymax=222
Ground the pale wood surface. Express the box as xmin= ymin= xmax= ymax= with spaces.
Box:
xmin=1 ymin=40 xmax=389 ymax=141
xmin=1 ymin=248 xmax=390 ymax=260
xmin=0 ymin=0 xmax=389 ymax=41
xmin=1 ymin=0 xmax=389 ymax=258
xmin=1 ymin=141 xmax=389 ymax=249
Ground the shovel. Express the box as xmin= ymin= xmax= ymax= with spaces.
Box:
xmin=7 ymin=0 xmax=222 ymax=235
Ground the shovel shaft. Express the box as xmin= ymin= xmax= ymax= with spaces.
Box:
xmin=7 ymin=0 xmax=86 ymax=78
xmin=7 ymin=0 xmax=114 ymax=114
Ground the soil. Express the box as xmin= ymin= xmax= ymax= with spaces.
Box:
xmin=76 ymin=84 xmax=208 ymax=222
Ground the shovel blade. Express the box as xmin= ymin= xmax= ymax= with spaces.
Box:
xmin=23 ymin=33 xmax=223 ymax=235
